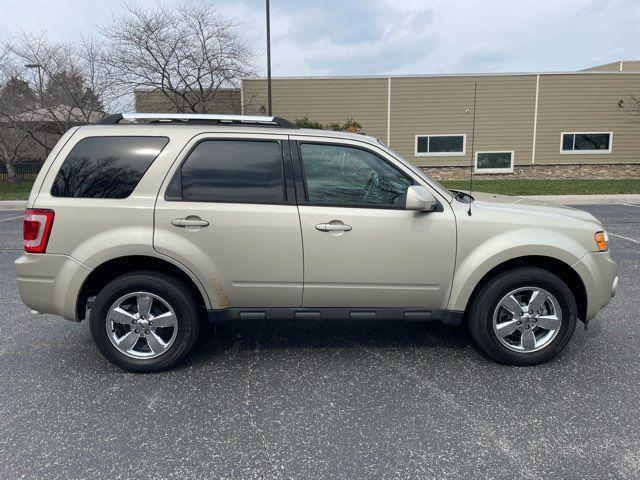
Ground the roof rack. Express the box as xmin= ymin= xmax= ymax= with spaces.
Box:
xmin=94 ymin=113 xmax=298 ymax=129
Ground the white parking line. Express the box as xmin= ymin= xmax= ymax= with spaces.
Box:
xmin=621 ymin=203 xmax=640 ymax=208
xmin=609 ymin=232 xmax=640 ymax=245
xmin=0 ymin=215 xmax=22 ymax=223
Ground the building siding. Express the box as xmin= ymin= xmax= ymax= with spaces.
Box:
xmin=535 ymin=74 xmax=640 ymax=164
xmin=243 ymin=78 xmax=389 ymax=141
xmin=389 ymin=75 xmax=536 ymax=167
xmin=135 ymin=89 xmax=241 ymax=114
xmin=242 ymin=70 xmax=640 ymax=171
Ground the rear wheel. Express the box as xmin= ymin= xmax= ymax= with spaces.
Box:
xmin=468 ymin=267 xmax=577 ymax=365
xmin=89 ymin=271 xmax=201 ymax=372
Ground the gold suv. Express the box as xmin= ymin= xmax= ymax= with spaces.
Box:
xmin=15 ymin=113 xmax=618 ymax=372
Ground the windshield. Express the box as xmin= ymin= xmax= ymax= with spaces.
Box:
xmin=375 ymin=140 xmax=454 ymax=200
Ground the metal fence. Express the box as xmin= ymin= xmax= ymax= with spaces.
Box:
xmin=0 ymin=162 xmax=43 ymax=181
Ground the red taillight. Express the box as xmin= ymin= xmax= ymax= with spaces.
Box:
xmin=23 ymin=209 xmax=55 ymax=254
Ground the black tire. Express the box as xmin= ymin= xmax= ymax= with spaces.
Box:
xmin=89 ymin=271 xmax=201 ymax=373
xmin=468 ymin=267 xmax=577 ymax=366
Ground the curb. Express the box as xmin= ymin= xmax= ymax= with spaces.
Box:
xmin=520 ymin=194 xmax=640 ymax=206
xmin=0 ymin=201 xmax=27 ymax=211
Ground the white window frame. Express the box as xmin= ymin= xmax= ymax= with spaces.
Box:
xmin=415 ymin=134 xmax=466 ymax=157
xmin=560 ymin=132 xmax=613 ymax=154
xmin=474 ymin=151 xmax=514 ymax=174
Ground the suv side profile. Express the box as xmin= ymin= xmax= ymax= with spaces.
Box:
xmin=16 ymin=113 xmax=618 ymax=372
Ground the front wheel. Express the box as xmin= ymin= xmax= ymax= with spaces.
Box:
xmin=89 ymin=271 xmax=201 ymax=373
xmin=468 ymin=267 xmax=577 ymax=366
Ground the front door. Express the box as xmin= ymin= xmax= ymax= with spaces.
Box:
xmin=292 ymin=139 xmax=456 ymax=309
xmin=154 ymin=134 xmax=303 ymax=308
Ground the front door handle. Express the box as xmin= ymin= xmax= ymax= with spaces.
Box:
xmin=315 ymin=222 xmax=352 ymax=232
xmin=171 ymin=217 xmax=210 ymax=228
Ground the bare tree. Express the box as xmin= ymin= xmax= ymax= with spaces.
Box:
xmin=100 ymin=2 xmax=256 ymax=113
xmin=0 ymin=32 xmax=114 ymax=134
xmin=0 ymin=33 xmax=118 ymax=180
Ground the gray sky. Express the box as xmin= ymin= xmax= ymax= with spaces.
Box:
xmin=0 ymin=0 xmax=638 ymax=76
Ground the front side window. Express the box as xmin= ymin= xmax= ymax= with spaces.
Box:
xmin=52 ymin=136 xmax=168 ymax=198
xmin=561 ymin=133 xmax=612 ymax=153
xmin=416 ymin=135 xmax=466 ymax=156
xmin=174 ymin=140 xmax=285 ymax=203
xmin=300 ymin=143 xmax=413 ymax=207
xmin=475 ymin=151 xmax=514 ymax=174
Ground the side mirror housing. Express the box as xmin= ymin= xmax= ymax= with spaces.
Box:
xmin=405 ymin=185 xmax=437 ymax=211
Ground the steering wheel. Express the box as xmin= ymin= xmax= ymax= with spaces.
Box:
xmin=363 ymin=171 xmax=380 ymax=201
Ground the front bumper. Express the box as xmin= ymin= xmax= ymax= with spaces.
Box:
xmin=572 ymin=251 xmax=618 ymax=321
xmin=15 ymin=254 xmax=92 ymax=322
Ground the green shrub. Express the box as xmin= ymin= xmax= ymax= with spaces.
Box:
xmin=294 ymin=116 xmax=362 ymax=133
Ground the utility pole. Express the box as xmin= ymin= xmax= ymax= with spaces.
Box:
xmin=266 ymin=0 xmax=272 ymax=116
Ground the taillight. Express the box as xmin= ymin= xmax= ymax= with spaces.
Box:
xmin=23 ymin=209 xmax=55 ymax=253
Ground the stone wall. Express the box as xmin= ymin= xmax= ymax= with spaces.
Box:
xmin=421 ymin=164 xmax=640 ymax=180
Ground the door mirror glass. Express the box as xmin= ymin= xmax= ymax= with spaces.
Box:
xmin=405 ymin=185 xmax=437 ymax=211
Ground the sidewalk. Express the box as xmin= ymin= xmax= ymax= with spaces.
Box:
xmin=1 ymin=194 xmax=639 ymax=210
xmin=520 ymin=194 xmax=640 ymax=205
xmin=0 ymin=201 xmax=27 ymax=210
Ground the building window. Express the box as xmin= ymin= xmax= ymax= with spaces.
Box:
xmin=561 ymin=132 xmax=612 ymax=153
xmin=475 ymin=151 xmax=514 ymax=174
xmin=415 ymin=134 xmax=466 ymax=156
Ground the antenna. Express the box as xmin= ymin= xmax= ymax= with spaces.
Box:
xmin=467 ymin=82 xmax=478 ymax=216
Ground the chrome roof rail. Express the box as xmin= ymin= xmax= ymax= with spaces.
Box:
xmin=95 ymin=113 xmax=298 ymax=128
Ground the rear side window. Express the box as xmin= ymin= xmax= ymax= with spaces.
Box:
xmin=51 ymin=136 xmax=169 ymax=198
xmin=169 ymin=140 xmax=285 ymax=203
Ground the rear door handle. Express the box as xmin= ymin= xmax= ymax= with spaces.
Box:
xmin=315 ymin=222 xmax=352 ymax=232
xmin=171 ymin=217 xmax=210 ymax=228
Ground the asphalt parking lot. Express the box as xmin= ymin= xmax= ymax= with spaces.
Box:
xmin=0 ymin=204 xmax=638 ymax=480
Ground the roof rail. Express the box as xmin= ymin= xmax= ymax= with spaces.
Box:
xmin=94 ymin=113 xmax=298 ymax=129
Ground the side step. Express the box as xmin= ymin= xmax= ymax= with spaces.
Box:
xmin=209 ymin=307 xmax=462 ymax=326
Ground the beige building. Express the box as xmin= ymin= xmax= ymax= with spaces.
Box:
xmin=241 ymin=61 xmax=640 ymax=179
xmin=135 ymin=88 xmax=241 ymax=115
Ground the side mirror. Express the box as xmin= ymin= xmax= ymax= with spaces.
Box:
xmin=405 ymin=185 xmax=437 ymax=211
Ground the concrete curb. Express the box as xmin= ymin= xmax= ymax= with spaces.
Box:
xmin=520 ymin=194 xmax=640 ymax=205
xmin=0 ymin=194 xmax=638 ymax=210
xmin=0 ymin=201 xmax=27 ymax=211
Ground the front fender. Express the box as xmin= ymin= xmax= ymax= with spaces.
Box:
xmin=447 ymin=228 xmax=586 ymax=313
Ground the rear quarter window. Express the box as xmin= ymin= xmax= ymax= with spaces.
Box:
xmin=51 ymin=136 xmax=169 ymax=198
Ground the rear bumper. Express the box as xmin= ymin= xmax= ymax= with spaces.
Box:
xmin=15 ymin=254 xmax=91 ymax=322
xmin=573 ymin=251 xmax=618 ymax=321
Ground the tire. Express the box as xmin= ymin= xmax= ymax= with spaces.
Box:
xmin=468 ymin=267 xmax=577 ymax=366
xmin=89 ymin=271 xmax=201 ymax=373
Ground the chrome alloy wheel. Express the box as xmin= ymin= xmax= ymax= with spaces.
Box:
xmin=106 ymin=292 xmax=178 ymax=359
xmin=492 ymin=287 xmax=562 ymax=353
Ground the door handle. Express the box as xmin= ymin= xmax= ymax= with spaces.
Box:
xmin=315 ymin=222 xmax=352 ymax=232
xmin=171 ymin=217 xmax=210 ymax=228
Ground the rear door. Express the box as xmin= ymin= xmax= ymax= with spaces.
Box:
xmin=154 ymin=133 xmax=303 ymax=308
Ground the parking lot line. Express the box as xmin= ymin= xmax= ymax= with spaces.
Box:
xmin=0 ymin=215 xmax=22 ymax=223
xmin=609 ymin=232 xmax=640 ymax=245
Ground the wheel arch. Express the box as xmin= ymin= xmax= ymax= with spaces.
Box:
xmin=76 ymin=255 xmax=211 ymax=321
xmin=459 ymin=256 xmax=588 ymax=324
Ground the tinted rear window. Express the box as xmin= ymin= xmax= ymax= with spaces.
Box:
xmin=174 ymin=140 xmax=285 ymax=203
xmin=51 ymin=136 xmax=169 ymax=198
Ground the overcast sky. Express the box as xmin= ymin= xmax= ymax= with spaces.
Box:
xmin=0 ymin=0 xmax=638 ymax=76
